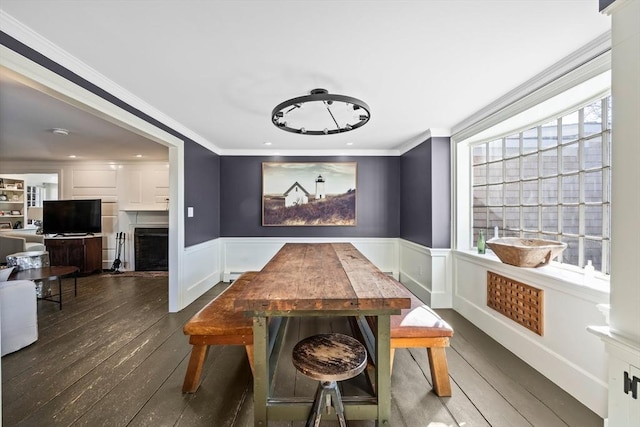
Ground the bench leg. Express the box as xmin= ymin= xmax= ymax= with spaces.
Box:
xmin=427 ymin=347 xmax=452 ymax=397
xmin=390 ymin=348 xmax=396 ymax=375
xmin=182 ymin=344 xmax=209 ymax=393
xmin=245 ymin=344 xmax=255 ymax=376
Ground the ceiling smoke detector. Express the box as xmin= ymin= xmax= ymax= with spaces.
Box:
xmin=52 ymin=128 xmax=69 ymax=136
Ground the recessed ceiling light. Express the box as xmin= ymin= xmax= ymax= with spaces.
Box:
xmin=346 ymin=142 xmax=354 ymax=146
xmin=68 ymin=155 xmax=76 ymax=158
xmin=263 ymin=142 xmax=272 ymax=146
xmin=136 ymin=154 xmax=143 ymax=158
xmin=52 ymin=128 xmax=69 ymax=136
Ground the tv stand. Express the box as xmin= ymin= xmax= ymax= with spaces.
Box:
xmin=45 ymin=235 xmax=102 ymax=275
xmin=55 ymin=232 xmax=94 ymax=237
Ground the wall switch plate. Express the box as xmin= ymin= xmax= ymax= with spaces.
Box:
xmin=187 ymin=207 xmax=194 ymax=217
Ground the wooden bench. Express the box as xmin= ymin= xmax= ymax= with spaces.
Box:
xmin=182 ymin=271 xmax=262 ymax=393
xmin=355 ymin=287 xmax=454 ymax=397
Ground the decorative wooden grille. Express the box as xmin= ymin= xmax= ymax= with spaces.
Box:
xmin=486 ymin=271 xmax=544 ymax=336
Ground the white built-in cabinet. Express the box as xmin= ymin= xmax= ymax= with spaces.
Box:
xmin=0 ymin=176 xmax=26 ymax=229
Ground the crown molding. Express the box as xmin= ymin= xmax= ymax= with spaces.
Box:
xmin=0 ymin=10 xmax=222 ymax=155
xmin=600 ymin=0 xmax=631 ymax=15
xmin=219 ymin=148 xmax=401 ymax=157
xmin=394 ymin=128 xmax=451 ymax=155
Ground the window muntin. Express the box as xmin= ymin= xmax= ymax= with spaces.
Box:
xmin=471 ymin=96 xmax=611 ymax=273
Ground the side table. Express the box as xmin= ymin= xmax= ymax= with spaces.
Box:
xmin=10 ymin=266 xmax=79 ymax=310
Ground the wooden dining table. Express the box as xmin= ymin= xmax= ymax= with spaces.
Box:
xmin=234 ymin=242 xmax=411 ymax=426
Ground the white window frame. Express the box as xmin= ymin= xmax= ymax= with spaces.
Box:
xmin=469 ymin=94 xmax=611 ymax=273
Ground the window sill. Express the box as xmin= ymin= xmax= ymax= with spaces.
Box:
xmin=455 ymin=249 xmax=610 ymax=300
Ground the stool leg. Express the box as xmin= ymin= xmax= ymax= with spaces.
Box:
xmin=329 ymin=382 xmax=347 ymax=427
xmin=306 ymin=382 xmax=326 ymax=427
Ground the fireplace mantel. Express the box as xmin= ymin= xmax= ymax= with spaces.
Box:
xmin=121 ymin=208 xmax=168 ymax=212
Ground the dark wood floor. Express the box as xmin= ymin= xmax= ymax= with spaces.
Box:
xmin=2 ymin=274 xmax=602 ymax=426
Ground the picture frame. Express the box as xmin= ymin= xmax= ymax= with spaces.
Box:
xmin=262 ymin=162 xmax=357 ymax=226
xmin=16 ymin=182 xmax=23 ymax=190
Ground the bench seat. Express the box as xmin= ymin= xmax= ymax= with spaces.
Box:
xmin=363 ymin=288 xmax=454 ymax=397
xmin=182 ymin=271 xmax=259 ymax=393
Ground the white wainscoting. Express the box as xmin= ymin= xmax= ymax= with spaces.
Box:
xmin=181 ymin=238 xmax=222 ymax=308
xmin=453 ymin=250 xmax=609 ymax=417
xmin=398 ymin=239 xmax=452 ymax=308
xmin=221 ymin=237 xmax=399 ymax=282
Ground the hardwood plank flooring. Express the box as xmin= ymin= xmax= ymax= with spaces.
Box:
xmin=2 ymin=275 xmax=602 ymax=426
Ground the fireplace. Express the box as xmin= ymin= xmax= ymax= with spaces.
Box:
xmin=134 ymin=227 xmax=168 ymax=271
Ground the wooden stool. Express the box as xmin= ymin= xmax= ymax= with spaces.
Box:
xmin=292 ymin=333 xmax=367 ymax=427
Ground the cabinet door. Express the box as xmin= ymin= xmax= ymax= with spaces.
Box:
xmin=46 ymin=239 xmax=68 ymax=265
xmin=84 ymin=237 xmax=102 ymax=273
xmin=46 ymin=239 xmax=83 ymax=270
xmin=47 ymin=246 xmax=67 ymax=266
xmin=67 ymin=243 xmax=86 ymax=271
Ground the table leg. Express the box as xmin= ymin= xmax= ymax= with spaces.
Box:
xmin=58 ymin=276 xmax=63 ymax=310
xmin=253 ymin=315 xmax=268 ymax=427
xmin=375 ymin=314 xmax=391 ymax=426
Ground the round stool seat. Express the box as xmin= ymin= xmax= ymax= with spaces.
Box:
xmin=292 ymin=333 xmax=367 ymax=382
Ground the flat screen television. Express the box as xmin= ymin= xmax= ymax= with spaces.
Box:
xmin=42 ymin=199 xmax=102 ymax=236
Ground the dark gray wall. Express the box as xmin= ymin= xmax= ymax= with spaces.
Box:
xmin=184 ymin=143 xmax=220 ymax=246
xmin=400 ymin=137 xmax=451 ymax=248
xmin=221 ymin=156 xmax=400 ymax=237
xmin=400 ymin=142 xmax=431 ymax=246
xmin=599 ymin=0 xmax=616 ymax=11
xmin=1 ymin=31 xmax=221 ymax=246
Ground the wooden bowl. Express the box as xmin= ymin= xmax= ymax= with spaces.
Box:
xmin=486 ymin=237 xmax=567 ymax=268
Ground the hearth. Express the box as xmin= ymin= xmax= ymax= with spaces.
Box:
xmin=134 ymin=227 xmax=168 ymax=271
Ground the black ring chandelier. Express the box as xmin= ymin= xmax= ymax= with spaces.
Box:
xmin=271 ymin=88 xmax=370 ymax=135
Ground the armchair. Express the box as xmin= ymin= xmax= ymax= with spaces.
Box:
xmin=0 ymin=232 xmax=45 ymax=264
xmin=0 ymin=268 xmax=38 ymax=356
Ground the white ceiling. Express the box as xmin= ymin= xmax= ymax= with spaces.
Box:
xmin=0 ymin=70 xmax=170 ymax=161
xmin=0 ymin=1 xmax=611 ymax=161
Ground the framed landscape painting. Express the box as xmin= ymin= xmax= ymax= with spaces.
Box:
xmin=262 ymin=162 xmax=357 ymax=226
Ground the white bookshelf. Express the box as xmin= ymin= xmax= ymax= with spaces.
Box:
xmin=0 ymin=176 xmax=26 ymax=230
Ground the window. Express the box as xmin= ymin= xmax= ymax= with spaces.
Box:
xmin=26 ymin=185 xmax=42 ymax=207
xmin=471 ymin=96 xmax=611 ymax=273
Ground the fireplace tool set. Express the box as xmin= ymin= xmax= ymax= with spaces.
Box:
xmin=110 ymin=232 xmax=125 ymax=273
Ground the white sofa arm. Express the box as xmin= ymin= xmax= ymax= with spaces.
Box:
xmin=0 ymin=279 xmax=38 ymax=356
